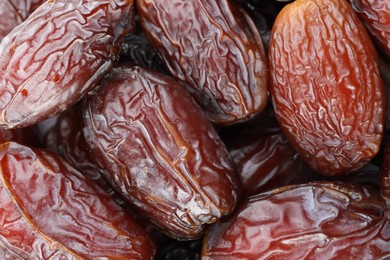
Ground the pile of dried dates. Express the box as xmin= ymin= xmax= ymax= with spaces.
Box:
xmin=0 ymin=0 xmax=389 ymax=258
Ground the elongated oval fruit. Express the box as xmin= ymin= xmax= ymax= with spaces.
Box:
xmin=350 ymin=0 xmax=390 ymax=57
xmin=202 ymin=182 xmax=390 ymax=259
xmin=0 ymin=0 xmax=134 ymax=129
xmin=83 ymin=65 xmax=240 ymax=239
xmin=137 ymin=0 xmax=268 ymax=125
xmin=0 ymin=142 xmax=155 ymax=259
xmin=269 ymin=0 xmax=385 ymax=176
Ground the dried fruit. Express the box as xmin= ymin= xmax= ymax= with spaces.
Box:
xmin=220 ymin=112 xmax=317 ymax=197
xmin=269 ymin=0 xmax=385 ymax=176
xmin=0 ymin=0 xmax=45 ymax=41
xmin=0 ymin=0 xmax=135 ymax=129
xmin=0 ymin=142 xmax=155 ymax=259
xmin=350 ymin=0 xmax=390 ymax=57
xmin=202 ymin=182 xmax=390 ymax=259
xmin=381 ymin=142 xmax=390 ymax=212
xmin=137 ymin=0 xmax=268 ymax=125
xmin=83 ymin=65 xmax=240 ymax=239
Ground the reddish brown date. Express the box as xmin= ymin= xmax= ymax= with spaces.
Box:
xmin=41 ymin=103 xmax=112 ymax=192
xmin=269 ymin=0 xmax=385 ymax=176
xmin=220 ymin=112 xmax=317 ymax=197
xmin=350 ymin=0 xmax=390 ymax=57
xmin=0 ymin=0 xmax=45 ymax=41
xmin=0 ymin=142 xmax=155 ymax=259
xmin=83 ymin=66 xmax=240 ymax=239
xmin=137 ymin=0 xmax=268 ymax=125
xmin=202 ymin=182 xmax=390 ymax=259
xmin=0 ymin=0 xmax=135 ymax=129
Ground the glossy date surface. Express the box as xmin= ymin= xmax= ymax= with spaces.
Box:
xmin=269 ymin=0 xmax=385 ymax=176
xmin=220 ymin=112 xmax=316 ymax=197
xmin=0 ymin=142 xmax=155 ymax=259
xmin=0 ymin=0 xmax=45 ymax=41
xmin=83 ymin=65 xmax=240 ymax=239
xmin=202 ymin=182 xmax=390 ymax=259
xmin=350 ymin=0 xmax=390 ymax=57
xmin=0 ymin=0 xmax=135 ymax=129
xmin=137 ymin=0 xmax=269 ymax=125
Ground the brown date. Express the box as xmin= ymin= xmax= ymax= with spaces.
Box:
xmin=0 ymin=126 xmax=38 ymax=147
xmin=350 ymin=0 xmax=390 ymax=57
xmin=269 ymin=0 xmax=385 ymax=176
xmin=0 ymin=142 xmax=155 ymax=259
xmin=220 ymin=111 xmax=317 ymax=197
xmin=0 ymin=0 xmax=45 ymax=41
xmin=40 ymin=102 xmax=124 ymax=203
xmin=83 ymin=65 xmax=240 ymax=239
xmin=202 ymin=182 xmax=390 ymax=259
xmin=137 ymin=0 xmax=269 ymax=125
xmin=0 ymin=0 xmax=135 ymax=129
xmin=381 ymin=142 xmax=390 ymax=212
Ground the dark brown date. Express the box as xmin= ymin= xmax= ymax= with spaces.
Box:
xmin=83 ymin=65 xmax=240 ymax=239
xmin=0 ymin=0 xmax=134 ymax=129
xmin=202 ymin=182 xmax=390 ymax=259
xmin=137 ymin=0 xmax=269 ymax=125
xmin=0 ymin=126 xmax=38 ymax=147
xmin=0 ymin=142 xmax=155 ymax=259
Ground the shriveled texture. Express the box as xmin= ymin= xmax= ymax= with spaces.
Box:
xmin=220 ymin=112 xmax=317 ymax=197
xmin=202 ymin=182 xmax=390 ymax=259
xmin=269 ymin=0 xmax=385 ymax=176
xmin=137 ymin=0 xmax=268 ymax=125
xmin=0 ymin=142 xmax=155 ymax=259
xmin=350 ymin=0 xmax=390 ymax=57
xmin=0 ymin=0 xmax=134 ymax=129
xmin=83 ymin=66 xmax=240 ymax=239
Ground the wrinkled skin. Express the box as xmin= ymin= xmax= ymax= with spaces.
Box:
xmin=220 ymin=111 xmax=317 ymax=197
xmin=202 ymin=182 xmax=390 ymax=259
xmin=350 ymin=0 xmax=390 ymax=57
xmin=40 ymin=102 xmax=128 ymax=206
xmin=269 ymin=0 xmax=385 ymax=176
xmin=0 ymin=142 xmax=155 ymax=259
xmin=0 ymin=0 xmax=135 ymax=129
xmin=0 ymin=0 xmax=45 ymax=41
xmin=83 ymin=65 xmax=240 ymax=239
xmin=137 ymin=0 xmax=269 ymax=125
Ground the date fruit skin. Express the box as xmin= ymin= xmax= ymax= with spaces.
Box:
xmin=0 ymin=142 xmax=155 ymax=259
xmin=42 ymin=102 xmax=116 ymax=195
xmin=0 ymin=0 xmax=45 ymax=41
xmin=202 ymin=182 xmax=390 ymax=259
xmin=137 ymin=0 xmax=268 ymax=125
xmin=0 ymin=0 xmax=135 ymax=129
xmin=220 ymin=111 xmax=318 ymax=197
xmin=83 ymin=65 xmax=240 ymax=239
xmin=269 ymin=0 xmax=385 ymax=176
xmin=350 ymin=0 xmax=390 ymax=57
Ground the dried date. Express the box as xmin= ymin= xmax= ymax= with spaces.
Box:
xmin=220 ymin=111 xmax=318 ymax=197
xmin=350 ymin=0 xmax=390 ymax=57
xmin=0 ymin=0 xmax=135 ymax=128
xmin=202 ymin=182 xmax=390 ymax=259
xmin=137 ymin=0 xmax=269 ymax=125
xmin=0 ymin=142 xmax=155 ymax=259
xmin=83 ymin=65 xmax=240 ymax=239
xmin=269 ymin=0 xmax=385 ymax=176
